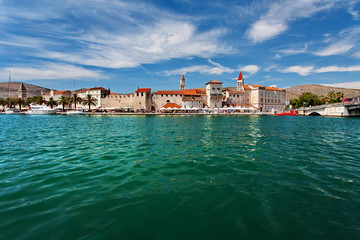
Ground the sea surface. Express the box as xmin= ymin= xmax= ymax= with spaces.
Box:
xmin=0 ymin=115 xmax=359 ymax=239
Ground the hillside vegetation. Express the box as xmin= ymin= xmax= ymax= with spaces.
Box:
xmin=285 ymin=84 xmax=360 ymax=100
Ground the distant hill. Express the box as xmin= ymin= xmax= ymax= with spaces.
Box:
xmin=0 ymin=82 xmax=51 ymax=98
xmin=285 ymin=84 xmax=360 ymax=100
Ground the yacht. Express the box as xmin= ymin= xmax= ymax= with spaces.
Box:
xmin=26 ymin=104 xmax=56 ymax=115
xmin=5 ymin=108 xmax=21 ymax=114
xmin=67 ymin=109 xmax=85 ymax=115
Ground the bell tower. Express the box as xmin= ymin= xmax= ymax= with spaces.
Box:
xmin=237 ymin=72 xmax=244 ymax=91
xmin=180 ymin=74 xmax=185 ymax=91
xmin=18 ymin=82 xmax=27 ymax=100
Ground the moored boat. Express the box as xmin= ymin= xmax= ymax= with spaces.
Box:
xmin=275 ymin=110 xmax=298 ymax=116
xmin=5 ymin=108 xmax=21 ymax=114
xmin=26 ymin=104 xmax=56 ymax=115
xmin=67 ymin=110 xmax=85 ymax=115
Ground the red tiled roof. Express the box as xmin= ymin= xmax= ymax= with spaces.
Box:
xmin=110 ymin=93 xmax=119 ymax=95
xmin=206 ymin=80 xmax=223 ymax=85
xmin=184 ymin=89 xmax=206 ymax=95
xmin=43 ymin=90 xmax=70 ymax=95
xmin=155 ymin=90 xmax=183 ymax=95
xmin=162 ymin=103 xmax=181 ymax=109
xmin=265 ymin=86 xmax=283 ymax=91
xmin=87 ymin=87 xmax=109 ymax=91
xmin=244 ymin=85 xmax=251 ymax=90
xmin=135 ymin=88 xmax=151 ymax=93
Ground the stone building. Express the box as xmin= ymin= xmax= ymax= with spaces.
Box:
xmin=43 ymin=89 xmax=72 ymax=102
xmin=206 ymin=80 xmax=223 ymax=109
xmin=18 ymin=83 xmax=27 ymax=100
xmin=75 ymin=87 xmax=110 ymax=109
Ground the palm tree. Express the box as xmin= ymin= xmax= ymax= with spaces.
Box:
xmin=327 ymin=91 xmax=336 ymax=103
xmin=46 ymin=97 xmax=58 ymax=109
xmin=335 ymin=91 xmax=344 ymax=103
xmin=0 ymin=98 xmax=7 ymax=110
xmin=17 ymin=98 xmax=25 ymax=111
xmin=72 ymin=93 xmax=83 ymax=109
xmin=82 ymin=94 xmax=98 ymax=111
xmin=58 ymin=96 xmax=69 ymax=112
xmin=32 ymin=96 xmax=45 ymax=105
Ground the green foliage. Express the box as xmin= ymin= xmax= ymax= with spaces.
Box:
xmin=0 ymin=98 xmax=7 ymax=108
xmin=58 ymin=96 xmax=69 ymax=112
xmin=46 ymin=97 xmax=58 ymax=109
xmin=82 ymin=94 xmax=97 ymax=111
xmin=290 ymin=91 xmax=345 ymax=108
xmin=72 ymin=93 xmax=83 ymax=109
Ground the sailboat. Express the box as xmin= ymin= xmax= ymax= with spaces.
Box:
xmin=5 ymin=71 xmax=21 ymax=114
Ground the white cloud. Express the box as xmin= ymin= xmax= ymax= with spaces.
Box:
xmin=0 ymin=1 xmax=230 ymax=69
xmin=280 ymin=64 xmax=360 ymax=76
xmin=280 ymin=66 xmax=314 ymax=76
xmin=246 ymin=0 xmax=339 ymax=43
xmin=315 ymin=65 xmax=360 ymax=73
xmin=321 ymin=81 xmax=360 ymax=89
xmin=241 ymin=65 xmax=260 ymax=75
xmin=315 ymin=26 xmax=360 ymax=56
xmin=315 ymin=42 xmax=354 ymax=56
xmin=163 ymin=59 xmax=235 ymax=76
xmin=1 ymin=64 xmax=105 ymax=81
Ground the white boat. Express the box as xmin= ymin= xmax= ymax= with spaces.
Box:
xmin=67 ymin=110 xmax=85 ymax=115
xmin=5 ymin=108 xmax=21 ymax=114
xmin=26 ymin=104 xmax=56 ymax=114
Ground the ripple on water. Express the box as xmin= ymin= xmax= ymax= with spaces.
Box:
xmin=0 ymin=115 xmax=359 ymax=239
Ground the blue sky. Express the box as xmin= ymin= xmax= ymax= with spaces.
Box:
xmin=1 ymin=0 xmax=360 ymax=93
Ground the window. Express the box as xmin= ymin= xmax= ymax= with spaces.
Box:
xmin=166 ymin=100 xmax=170 ymax=103
xmin=212 ymin=88 xmax=215 ymax=90
xmin=217 ymin=88 xmax=220 ymax=90
xmin=141 ymin=93 xmax=143 ymax=96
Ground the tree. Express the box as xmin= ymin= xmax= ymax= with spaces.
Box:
xmin=335 ymin=91 xmax=344 ymax=103
xmin=82 ymin=94 xmax=98 ymax=111
xmin=16 ymin=98 xmax=25 ymax=111
xmin=58 ymin=96 xmax=69 ymax=112
xmin=0 ymin=98 xmax=7 ymax=109
xmin=297 ymin=92 xmax=322 ymax=108
xmin=72 ymin=93 xmax=83 ymax=109
xmin=32 ymin=96 xmax=45 ymax=105
xmin=46 ymin=97 xmax=58 ymax=109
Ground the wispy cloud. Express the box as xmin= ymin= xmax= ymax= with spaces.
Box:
xmin=241 ymin=65 xmax=260 ymax=75
xmin=280 ymin=66 xmax=314 ymax=76
xmin=163 ymin=59 xmax=235 ymax=76
xmin=0 ymin=0 xmax=230 ymax=69
xmin=280 ymin=64 xmax=360 ymax=76
xmin=314 ymin=26 xmax=360 ymax=56
xmin=322 ymin=81 xmax=360 ymax=89
xmin=246 ymin=0 xmax=339 ymax=43
xmin=0 ymin=64 xmax=105 ymax=81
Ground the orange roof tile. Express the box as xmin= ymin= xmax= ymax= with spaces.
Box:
xmin=43 ymin=90 xmax=70 ymax=95
xmin=206 ymin=80 xmax=223 ymax=85
xmin=244 ymin=85 xmax=251 ymax=90
xmin=162 ymin=103 xmax=181 ymax=109
xmin=155 ymin=90 xmax=183 ymax=95
xmin=135 ymin=88 xmax=151 ymax=93
xmin=110 ymin=93 xmax=119 ymax=95
xmin=87 ymin=87 xmax=109 ymax=91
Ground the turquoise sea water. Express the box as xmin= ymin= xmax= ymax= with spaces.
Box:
xmin=0 ymin=115 xmax=359 ymax=239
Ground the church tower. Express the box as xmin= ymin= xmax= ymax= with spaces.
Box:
xmin=180 ymin=74 xmax=185 ymax=91
xmin=18 ymin=82 xmax=27 ymax=100
xmin=237 ymin=72 xmax=244 ymax=91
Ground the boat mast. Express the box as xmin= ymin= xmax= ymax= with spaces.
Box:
xmin=8 ymin=70 xmax=11 ymax=107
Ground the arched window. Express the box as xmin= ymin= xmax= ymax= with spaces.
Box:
xmin=166 ymin=100 xmax=170 ymax=103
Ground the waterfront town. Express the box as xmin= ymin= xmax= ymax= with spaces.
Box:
xmin=4 ymin=72 xmax=287 ymax=114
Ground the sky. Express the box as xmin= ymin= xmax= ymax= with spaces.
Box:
xmin=1 ymin=0 xmax=360 ymax=93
